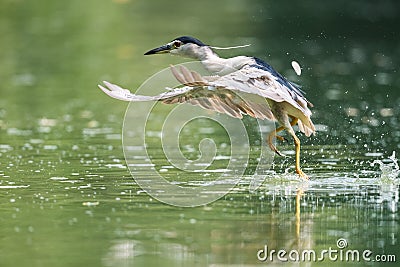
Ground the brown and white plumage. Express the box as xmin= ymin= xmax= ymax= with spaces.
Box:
xmin=99 ymin=36 xmax=315 ymax=178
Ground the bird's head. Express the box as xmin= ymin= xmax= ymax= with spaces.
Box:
xmin=144 ymin=36 xmax=213 ymax=60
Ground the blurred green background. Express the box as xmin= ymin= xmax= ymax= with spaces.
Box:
xmin=0 ymin=0 xmax=399 ymax=266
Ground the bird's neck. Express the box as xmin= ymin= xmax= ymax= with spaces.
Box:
xmin=180 ymin=45 xmax=253 ymax=75
xmin=201 ymin=52 xmax=253 ymax=75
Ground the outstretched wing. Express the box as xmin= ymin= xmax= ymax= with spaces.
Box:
xmin=99 ymin=63 xmax=314 ymax=129
xmin=99 ymin=61 xmax=315 ymax=135
xmin=201 ymin=61 xmax=314 ymax=135
xmin=211 ymin=63 xmax=313 ymax=119
xmin=98 ymin=65 xmax=275 ymax=120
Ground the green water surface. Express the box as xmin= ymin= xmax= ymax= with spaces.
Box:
xmin=1 ymin=1 xmax=399 ymax=266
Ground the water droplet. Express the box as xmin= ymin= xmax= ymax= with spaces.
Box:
xmin=291 ymin=60 xmax=301 ymax=76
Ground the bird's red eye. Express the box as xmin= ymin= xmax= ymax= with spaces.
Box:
xmin=173 ymin=41 xmax=182 ymax=48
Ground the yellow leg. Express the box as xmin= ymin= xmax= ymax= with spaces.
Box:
xmin=269 ymin=116 xmax=309 ymax=179
xmin=295 ymin=189 xmax=302 ymax=239
xmin=286 ymin=117 xmax=308 ymax=179
xmin=267 ymin=126 xmax=286 ymax=156
xmin=293 ymin=134 xmax=308 ymax=179
xmin=267 ymin=118 xmax=297 ymax=157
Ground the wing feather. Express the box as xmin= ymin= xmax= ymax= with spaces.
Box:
xmin=98 ymin=66 xmax=275 ymax=120
xmin=98 ymin=63 xmax=313 ymax=134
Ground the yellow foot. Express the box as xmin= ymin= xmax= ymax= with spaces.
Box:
xmin=296 ymin=169 xmax=309 ymax=180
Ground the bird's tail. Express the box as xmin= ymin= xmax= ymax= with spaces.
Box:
xmin=297 ymin=118 xmax=315 ymax=137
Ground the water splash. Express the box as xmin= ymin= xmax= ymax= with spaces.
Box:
xmin=371 ymin=151 xmax=399 ymax=184
xmin=372 ymin=151 xmax=400 ymax=213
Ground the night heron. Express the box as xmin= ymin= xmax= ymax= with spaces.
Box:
xmin=99 ymin=36 xmax=315 ymax=179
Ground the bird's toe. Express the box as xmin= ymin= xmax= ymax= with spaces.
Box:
xmin=296 ymin=169 xmax=309 ymax=180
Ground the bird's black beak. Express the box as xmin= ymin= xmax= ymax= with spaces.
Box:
xmin=144 ymin=44 xmax=172 ymax=55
